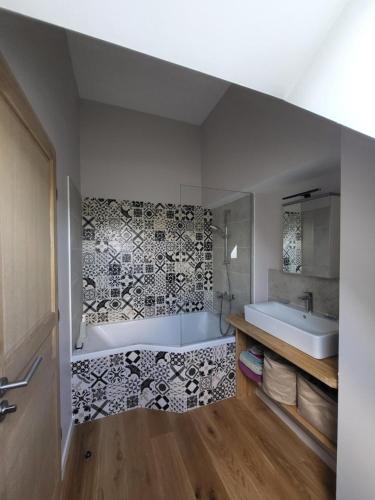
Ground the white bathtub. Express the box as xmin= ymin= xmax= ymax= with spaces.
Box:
xmin=71 ymin=311 xmax=236 ymax=422
xmin=73 ymin=311 xmax=234 ymax=361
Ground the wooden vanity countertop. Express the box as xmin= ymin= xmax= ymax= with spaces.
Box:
xmin=228 ymin=313 xmax=338 ymax=389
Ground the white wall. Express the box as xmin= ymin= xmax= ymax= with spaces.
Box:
xmin=288 ymin=0 xmax=375 ymax=140
xmin=80 ymin=100 xmax=201 ymax=204
xmin=337 ymin=129 xmax=375 ymax=500
xmin=0 ymin=12 xmax=80 ymax=467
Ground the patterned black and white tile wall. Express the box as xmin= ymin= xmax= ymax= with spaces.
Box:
xmin=72 ymin=343 xmax=236 ymax=423
xmin=82 ymin=198 xmax=213 ymax=324
xmin=282 ymin=209 xmax=302 ymax=274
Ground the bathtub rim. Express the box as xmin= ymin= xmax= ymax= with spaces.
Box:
xmin=72 ymin=334 xmax=235 ymax=362
xmin=82 ymin=309 xmax=220 ymax=329
xmin=73 ymin=310 xmax=235 ymax=362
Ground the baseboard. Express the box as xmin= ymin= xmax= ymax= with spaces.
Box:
xmin=61 ymin=419 xmax=75 ymax=478
xmin=256 ymin=388 xmax=337 ymax=472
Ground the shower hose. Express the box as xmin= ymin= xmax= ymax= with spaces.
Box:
xmin=219 ymin=263 xmax=234 ymax=336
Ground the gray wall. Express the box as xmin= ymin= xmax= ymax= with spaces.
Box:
xmin=212 ymin=195 xmax=252 ymax=315
xmin=254 ymin=168 xmax=341 ymax=302
xmin=202 ymin=85 xmax=340 ymax=192
xmin=0 ymin=11 xmax=80 ymax=467
xmin=202 ymin=85 xmax=341 ymax=301
xmin=337 ymin=129 xmax=375 ymax=500
xmin=80 ymin=99 xmax=202 ymax=204
xmin=268 ymin=269 xmax=339 ymax=318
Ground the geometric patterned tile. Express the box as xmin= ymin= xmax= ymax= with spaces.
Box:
xmin=198 ymin=390 xmax=213 ymax=406
xmin=187 ymin=395 xmax=198 ymax=410
xmin=72 ymin=404 xmax=91 ymax=424
xmin=82 ymin=197 xmax=213 ymax=324
xmin=72 ymin=342 xmax=235 ymax=424
xmin=169 ymin=396 xmax=187 ymax=413
xmin=91 ymin=400 xmax=110 ymax=420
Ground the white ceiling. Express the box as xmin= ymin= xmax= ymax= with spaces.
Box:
xmin=0 ymin=0 xmax=348 ymax=100
xmin=2 ymin=1 xmax=374 ymax=138
xmin=67 ymin=32 xmax=230 ymax=125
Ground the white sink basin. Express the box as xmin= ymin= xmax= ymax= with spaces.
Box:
xmin=244 ymin=301 xmax=338 ymax=359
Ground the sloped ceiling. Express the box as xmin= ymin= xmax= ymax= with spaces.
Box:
xmin=67 ymin=32 xmax=230 ymax=125
xmin=1 ymin=0 xmax=374 ymax=137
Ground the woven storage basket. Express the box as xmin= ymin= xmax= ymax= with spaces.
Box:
xmin=297 ymin=373 xmax=338 ymax=442
xmin=262 ymin=351 xmax=297 ymax=405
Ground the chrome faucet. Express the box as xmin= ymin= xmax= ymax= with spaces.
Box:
xmin=298 ymin=291 xmax=313 ymax=313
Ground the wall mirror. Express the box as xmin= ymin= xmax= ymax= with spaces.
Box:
xmin=282 ymin=193 xmax=340 ymax=278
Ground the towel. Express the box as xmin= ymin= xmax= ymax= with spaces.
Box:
xmin=240 ymin=351 xmax=263 ymax=375
xmin=245 ymin=351 xmax=263 ymax=365
xmin=238 ymin=360 xmax=262 ymax=384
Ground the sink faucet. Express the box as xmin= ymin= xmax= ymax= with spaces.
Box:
xmin=298 ymin=291 xmax=313 ymax=313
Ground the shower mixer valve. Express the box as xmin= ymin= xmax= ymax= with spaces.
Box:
xmin=216 ymin=291 xmax=235 ymax=300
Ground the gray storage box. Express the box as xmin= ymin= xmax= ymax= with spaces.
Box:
xmin=297 ymin=373 xmax=338 ymax=443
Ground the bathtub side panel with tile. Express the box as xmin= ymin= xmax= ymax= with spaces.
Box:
xmin=71 ymin=341 xmax=236 ymax=422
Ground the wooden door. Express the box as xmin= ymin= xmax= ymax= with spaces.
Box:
xmin=0 ymin=53 xmax=60 ymax=499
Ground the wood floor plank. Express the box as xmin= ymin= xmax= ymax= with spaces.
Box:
xmin=206 ymin=402 xmax=280 ymax=494
xmin=172 ymin=411 xmax=232 ymax=500
xmin=190 ymin=404 xmax=265 ymax=499
xmin=119 ymin=409 xmax=162 ymax=500
xmin=95 ymin=415 xmax=128 ymax=500
xmin=224 ymin=398 xmax=334 ymax=500
xmin=62 ymin=396 xmax=336 ymax=500
xmin=143 ymin=407 xmax=174 ymax=439
xmin=61 ymin=420 xmax=102 ymax=500
xmin=151 ymin=432 xmax=196 ymax=500
xmin=240 ymin=394 xmax=336 ymax=498
xmin=191 ymin=399 xmax=302 ymax=500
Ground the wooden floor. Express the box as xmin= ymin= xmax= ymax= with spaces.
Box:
xmin=62 ymin=392 xmax=336 ymax=500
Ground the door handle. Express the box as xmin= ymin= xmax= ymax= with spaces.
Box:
xmin=0 ymin=400 xmax=17 ymax=422
xmin=0 ymin=356 xmax=42 ymax=397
